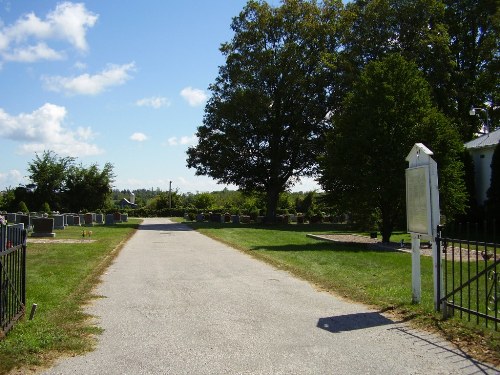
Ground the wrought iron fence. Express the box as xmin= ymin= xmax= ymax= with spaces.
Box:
xmin=0 ymin=224 xmax=27 ymax=338
xmin=436 ymin=222 xmax=499 ymax=330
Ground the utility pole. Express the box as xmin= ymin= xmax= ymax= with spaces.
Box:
xmin=169 ymin=181 xmax=172 ymax=210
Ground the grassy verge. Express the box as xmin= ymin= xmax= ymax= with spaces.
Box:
xmin=0 ymin=219 xmax=141 ymax=375
xmin=181 ymin=220 xmax=500 ymax=366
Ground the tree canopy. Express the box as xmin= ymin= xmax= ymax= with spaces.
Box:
xmin=319 ymin=54 xmax=467 ymax=241
xmin=23 ymin=151 xmax=115 ymax=212
xmin=187 ymin=0 xmax=342 ymax=219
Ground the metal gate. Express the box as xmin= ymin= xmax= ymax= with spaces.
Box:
xmin=436 ymin=223 xmax=499 ymax=330
xmin=0 ymin=224 xmax=27 ymax=339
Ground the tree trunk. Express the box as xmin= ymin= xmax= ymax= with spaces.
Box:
xmin=266 ymin=187 xmax=280 ymax=223
xmin=380 ymin=206 xmax=395 ymax=243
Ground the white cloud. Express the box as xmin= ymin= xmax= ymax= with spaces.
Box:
xmin=0 ymin=103 xmax=102 ymax=156
xmin=3 ymin=42 xmax=64 ymax=62
xmin=0 ymin=2 xmax=98 ymax=63
xmin=130 ymin=132 xmax=148 ymax=142
xmin=0 ymin=169 xmax=27 ymax=190
xmin=73 ymin=61 xmax=87 ymax=70
xmin=167 ymin=135 xmax=197 ymax=146
xmin=42 ymin=62 xmax=136 ymax=95
xmin=180 ymin=87 xmax=207 ymax=107
xmin=135 ymin=96 xmax=170 ymax=109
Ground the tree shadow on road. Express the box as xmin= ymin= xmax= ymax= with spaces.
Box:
xmin=138 ymin=222 xmax=193 ymax=232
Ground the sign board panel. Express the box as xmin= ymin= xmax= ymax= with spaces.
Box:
xmin=406 ymin=165 xmax=432 ymax=237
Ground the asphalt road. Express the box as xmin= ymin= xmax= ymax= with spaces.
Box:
xmin=42 ymin=218 xmax=499 ymax=375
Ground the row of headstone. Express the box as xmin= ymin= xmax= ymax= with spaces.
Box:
xmin=0 ymin=222 xmax=26 ymax=251
xmin=0 ymin=212 xmax=129 ymax=232
xmin=183 ymin=213 xmax=298 ymax=225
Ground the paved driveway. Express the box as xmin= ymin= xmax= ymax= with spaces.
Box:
xmin=42 ymin=218 xmax=498 ymax=374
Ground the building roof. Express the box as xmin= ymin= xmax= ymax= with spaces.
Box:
xmin=119 ymin=198 xmax=137 ymax=208
xmin=464 ymin=128 xmax=500 ymax=150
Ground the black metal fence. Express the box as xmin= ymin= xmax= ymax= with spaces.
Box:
xmin=436 ymin=222 xmax=499 ymax=330
xmin=0 ymin=224 xmax=27 ymax=338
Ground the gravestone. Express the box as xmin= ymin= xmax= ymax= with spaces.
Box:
xmin=17 ymin=215 xmax=30 ymax=229
xmin=73 ymin=216 xmax=81 ymax=226
xmin=6 ymin=213 xmax=16 ymax=223
xmin=105 ymin=214 xmax=115 ymax=225
xmin=240 ymin=215 xmax=251 ymax=224
xmin=210 ymin=213 xmax=222 ymax=223
xmin=66 ymin=214 xmax=74 ymax=226
xmin=52 ymin=215 xmax=65 ymax=230
xmin=95 ymin=214 xmax=104 ymax=224
xmin=31 ymin=218 xmax=55 ymax=237
xmin=84 ymin=213 xmax=93 ymax=226
xmin=231 ymin=215 xmax=240 ymax=224
xmin=114 ymin=212 xmax=122 ymax=223
xmin=121 ymin=213 xmax=128 ymax=222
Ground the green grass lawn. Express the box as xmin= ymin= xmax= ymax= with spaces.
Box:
xmin=0 ymin=220 xmax=141 ymax=375
xmin=2 ymin=218 xmax=498 ymax=373
xmin=182 ymin=220 xmax=500 ymax=365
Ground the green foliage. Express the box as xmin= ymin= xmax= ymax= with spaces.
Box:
xmin=0 ymin=188 xmax=15 ymax=212
xmin=339 ymin=0 xmax=499 ymax=139
xmin=64 ymin=162 xmax=115 ymax=212
xmin=40 ymin=202 xmax=51 ymax=213
xmin=320 ymin=54 xmax=466 ymax=241
xmin=27 ymin=151 xmax=75 ymax=212
xmin=192 ymin=192 xmax=215 ymax=210
xmin=187 ymin=0 xmax=340 ymax=219
xmin=17 ymin=201 xmax=29 ymax=213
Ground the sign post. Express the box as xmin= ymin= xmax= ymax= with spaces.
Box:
xmin=405 ymin=143 xmax=441 ymax=308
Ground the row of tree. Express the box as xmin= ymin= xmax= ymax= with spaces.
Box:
xmin=187 ymin=0 xmax=499 ymax=241
xmin=1 ymin=151 xmax=115 ymax=213
xmin=114 ymin=188 xmax=324 ymax=217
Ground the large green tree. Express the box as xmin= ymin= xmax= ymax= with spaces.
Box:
xmin=27 ymin=150 xmax=75 ymax=211
xmin=319 ymin=54 xmax=467 ymax=242
xmin=186 ymin=0 xmax=342 ymax=220
xmin=444 ymin=0 xmax=499 ymax=138
xmin=336 ymin=0 xmax=499 ymax=139
xmin=64 ymin=163 xmax=115 ymax=212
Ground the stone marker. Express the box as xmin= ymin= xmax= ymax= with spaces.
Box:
xmin=18 ymin=214 xmax=30 ymax=229
xmin=95 ymin=213 xmax=104 ymax=224
xmin=31 ymin=218 xmax=55 ymax=237
xmin=52 ymin=214 xmax=65 ymax=230
xmin=84 ymin=213 xmax=93 ymax=226
xmin=73 ymin=216 xmax=81 ymax=226
xmin=6 ymin=213 xmax=16 ymax=223
xmin=105 ymin=214 xmax=115 ymax=225
xmin=240 ymin=215 xmax=251 ymax=224
xmin=121 ymin=213 xmax=128 ymax=222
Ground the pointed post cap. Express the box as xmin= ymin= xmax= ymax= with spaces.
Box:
xmin=406 ymin=143 xmax=434 ymax=168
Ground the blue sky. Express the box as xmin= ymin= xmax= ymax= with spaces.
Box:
xmin=0 ymin=0 xmax=321 ymax=193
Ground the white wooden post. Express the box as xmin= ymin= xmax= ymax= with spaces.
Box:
xmin=405 ymin=143 xmax=441 ymax=307
xmin=411 ymin=235 xmax=421 ymax=303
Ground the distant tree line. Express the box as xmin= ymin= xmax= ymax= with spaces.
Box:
xmin=113 ymin=188 xmax=330 ymax=219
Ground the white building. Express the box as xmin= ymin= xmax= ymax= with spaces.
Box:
xmin=464 ymin=129 xmax=500 ymax=205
